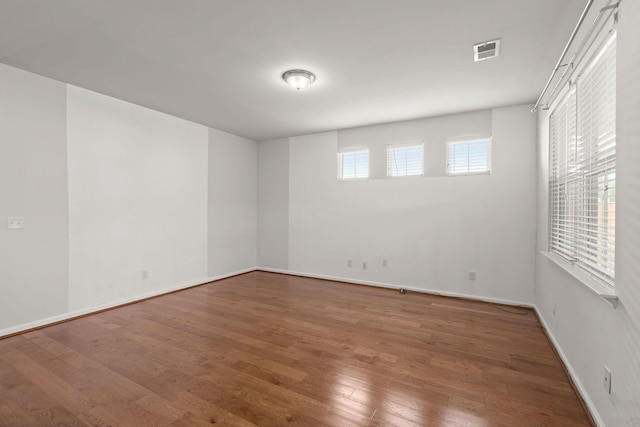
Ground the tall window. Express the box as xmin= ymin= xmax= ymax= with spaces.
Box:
xmin=387 ymin=142 xmax=424 ymax=177
xmin=338 ymin=148 xmax=369 ymax=180
xmin=549 ymin=33 xmax=616 ymax=284
xmin=447 ymin=137 xmax=492 ymax=176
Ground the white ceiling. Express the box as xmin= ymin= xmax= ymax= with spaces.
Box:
xmin=0 ymin=0 xmax=585 ymax=141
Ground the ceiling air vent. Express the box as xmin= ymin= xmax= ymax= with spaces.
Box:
xmin=473 ymin=39 xmax=501 ymax=62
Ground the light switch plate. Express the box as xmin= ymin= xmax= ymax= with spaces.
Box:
xmin=7 ymin=217 xmax=24 ymax=229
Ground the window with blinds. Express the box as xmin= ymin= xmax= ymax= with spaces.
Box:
xmin=446 ymin=137 xmax=492 ymax=176
xmin=549 ymin=33 xmax=616 ymax=285
xmin=338 ymin=148 xmax=369 ymax=180
xmin=387 ymin=142 xmax=424 ymax=177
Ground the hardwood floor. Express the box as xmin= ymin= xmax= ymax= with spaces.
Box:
xmin=0 ymin=271 xmax=591 ymax=426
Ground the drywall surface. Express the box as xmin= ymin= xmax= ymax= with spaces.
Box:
xmin=67 ymin=86 xmax=209 ymax=312
xmin=534 ymin=2 xmax=640 ymax=425
xmin=208 ymin=128 xmax=257 ymax=276
xmin=257 ymin=138 xmax=289 ymax=269
xmin=287 ymin=106 xmax=536 ymax=304
xmin=0 ymin=65 xmax=257 ymax=334
xmin=0 ymin=64 xmax=69 ymax=330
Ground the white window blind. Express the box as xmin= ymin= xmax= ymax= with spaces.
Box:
xmin=549 ymin=33 xmax=616 ymax=285
xmin=338 ymin=149 xmax=369 ymax=180
xmin=550 ymin=89 xmax=578 ymax=262
xmin=387 ymin=142 xmax=424 ymax=177
xmin=446 ymin=137 xmax=492 ymax=176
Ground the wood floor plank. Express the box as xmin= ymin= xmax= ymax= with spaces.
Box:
xmin=0 ymin=389 xmax=46 ymax=427
xmin=0 ymin=271 xmax=592 ymax=426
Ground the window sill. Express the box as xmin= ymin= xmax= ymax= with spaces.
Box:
xmin=540 ymin=251 xmax=619 ymax=308
xmin=446 ymin=171 xmax=491 ymax=177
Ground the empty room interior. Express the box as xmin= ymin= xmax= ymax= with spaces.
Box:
xmin=0 ymin=0 xmax=639 ymax=426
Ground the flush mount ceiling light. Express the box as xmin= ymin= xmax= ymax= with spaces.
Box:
xmin=282 ymin=69 xmax=315 ymax=90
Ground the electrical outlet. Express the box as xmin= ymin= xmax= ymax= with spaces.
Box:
xmin=603 ymin=366 xmax=612 ymax=394
xmin=347 ymin=259 xmax=352 ymax=267
xmin=260 ymin=249 xmax=265 ymax=257
xmin=361 ymin=261 xmax=367 ymax=270
xmin=7 ymin=216 xmax=24 ymax=230
xmin=142 ymin=270 xmax=148 ymax=280
xmin=382 ymin=259 xmax=388 ymax=267
xmin=553 ymin=301 xmax=557 ymax=315
xmin=468 ymin=271 xmax=476 ymax=281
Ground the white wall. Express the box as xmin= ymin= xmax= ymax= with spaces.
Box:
xmin=0 ymin=64 xmax=259 ymax=336
xmin=0 ymin=64 xmax=69 ymax=330
xmin=67 ymin=86 xmax=209 ymax=311
xmin=279 ymin=105 xmax=537 ymax=304
xmin=257 ymin=138 xmax=289 ymax=269
xmin=534 ymin=2 xmax=640 ymax=425
xmin=208 ymin=128 xmax=257 ymax=276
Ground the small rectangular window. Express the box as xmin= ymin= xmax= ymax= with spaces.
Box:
xmin=338 ymin=148 xmax=369 ymax=180
xmin=446 ymin=137 xmax=492 ymax=176
xmin=387 ymin=142 xmax=424 ymax=177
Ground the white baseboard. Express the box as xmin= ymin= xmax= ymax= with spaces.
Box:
xmin=0 ymin=267 xmax=256 ymax=338
xmin=534 ymin=306 xmax=604 ymax=427
xmin=256 ymin=266 xmax=534 ymax=308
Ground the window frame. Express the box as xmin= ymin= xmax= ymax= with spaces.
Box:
xmin=386 ymin=141 xmax=424 ymax=178
xmin=446 ymin=136 xmax=492 ymax=176
xmin=547 ymin=31 xmax=616 ymax=287
xmin=337 ymin=147 xmax=369 ymax=181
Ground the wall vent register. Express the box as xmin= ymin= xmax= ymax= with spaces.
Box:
xmin=473 ymin=39 xmax=501 ymax=62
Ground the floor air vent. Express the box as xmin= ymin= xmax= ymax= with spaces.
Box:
xmin=474 ymin=39 xmax=501 ymax=62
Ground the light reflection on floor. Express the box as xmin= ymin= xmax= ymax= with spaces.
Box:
xmin=327 ymin=364 xmax=497 ymax=426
